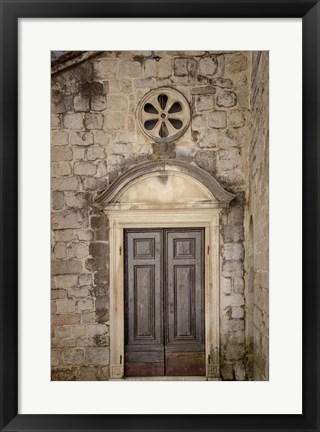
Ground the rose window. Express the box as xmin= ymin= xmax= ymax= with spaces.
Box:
xmin=137 ymin=87 xmax=190 ymax=143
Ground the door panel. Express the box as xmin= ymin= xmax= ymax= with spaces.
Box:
xmin=165 ymin=230 xmax=205 ymax=375
xmin=125 ymin=228 xmax=205 ymax=377
xmin=125 ymin=230 xmax=164 ymax=377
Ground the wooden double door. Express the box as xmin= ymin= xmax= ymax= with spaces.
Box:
xmin=124 ymin=228 xmax=205 ymax=377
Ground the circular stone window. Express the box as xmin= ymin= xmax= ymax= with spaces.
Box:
xmin=137 ymin=87 xmax=190 ymax=144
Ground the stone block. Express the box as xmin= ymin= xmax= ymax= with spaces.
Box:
xmin=56 ymin=298 xmax=75 ymax=314
xmin=67 ymin=286 xmax=90 ymax=298
xmin=80 ymin=81 xmax=104 ymax=95
xmin=54 ymin=274 xmax=78 ymax=288
xmin=85 ymin=113 xmax=104 ymax=130
xmin=134 ymin=78 xmax=156 ymax=89
xmin=85 ymin=256 xmax=107 ymax=272
xmin=232 ymin=306 xmax=244 ymax=319
xmin=199 ymin=56 xmax=218 ymax=76
xmin=63 ymin=113 xmax=84 ymax=130
xmin=51 ymin=301 xmax=57 ymax=315
xmin=89 ymin=242 xmax=109 ymax=256
xmin=207 ymin=111 xmax=227 ymax=128
xmin=74 ymin=242 xmax=89 ymax=259
xmin=52 ymin=162 xmax=71 ymax=177
xmin=86 ymin=324 xmax=108 ymax=337
xmin=64 ymin=192 xmax=87 ymax=209
xmin=52 ymin=313 xmax=81 ymax=326
xmin=51 ymin=210 xmax=83 ymax=230
xmin=221 ymin=318 xmax=244 ymax=334
xmin=217 ymin=91 xmax=237 ymax=108
xmin=51 ymin=147 xmax=73 ymax=162
xmin=76 ymin=297 xmax=95 ymax=312
xmin=55 ymin=326 xmax=72 ymax=339
xmin=210 ymin=77 xmax=233 ymax=88
xmin=74 ymin=162 xmax=97 ymax=176
xmin=191 ymin=86 xmax=216 ymax=95
xmin=51 ymin=368 xmax=76 ymax=381
xmin=233 ymin=277 xmax=244 ymax=293
xmin=63 ymin=348 xmax=85 ymax=365
xmin=51 ymin=114 xmax=61 ymax=129
xmin=118 ymin=61 xmax=142 ymax=79
xmin=106 ymin=95 xmax=128 ymax=111
xmin=100 ymin=366 xmax=109 ymax=380
xmin=220 ymin=364 xmax=233 ymax=380
xmin=73 ymin=148 xmax=86 ymax=160
xmin=74 ymin=95 xmax=90 ymax=112
xmin=225 ymin=343 xmax=245 ymax=360
xmin=191 ymin=114 xmax=207 ymax=130
xmin=226 ymin=53 xmax=248 ymax=74
xmin=70 ymin=131 xmax=94 ymax=146
xmin=87 ymin=146 xmax=105 ymax=161
xmin=53 ymin=242 xmax=67 ymax=259
xmin=54 ymin=229 xmax=78 ymax=242
xmin=228 ymin=110 xmax=246 ymax=128
xmin=222 ymin=261 xmax=244 ymax=278
xmin=174 ymin=58 xmax=188 ymax=76
xmin=51 ymin=289 xmax=67 ymax=300
xmin=52 ymin=131 xmax=69 ymax=146
xmin=51 ymin=349 xmax=60 ymax=367
xmin=79 ymin=274 xmax=92 ymax=286
xmin=78 ymin=230 xmax=94 ymax=241
xmin=234 ymin=363 xmax=246 ymax=380
xmin=218 ymin=149 xmax=242 ymax=171
xmin=93 ymin=60 xmax=117 ymax=79
xmin=221 ymin=130 xmax=240 ymax=148
xmin=221 ymin=277 xmax=232 ymax=295
xmin=85 ymin=347 xmax=109 ymax=365
xmin=223 ymin=243 xmax=244 ymax=261
xmin=83 ymin=177 xmax=107 ymax=191
xmin=52 ymin=260 xmax=83 ymax=275
xmin=91 ymin=95 xmax=107 ymax=111
xmin=194 ymin=150 xmax=216 ymax=173
xmin=95 ymin=295 xmax=108 ymax=310
xmin=195 ymin=95 xmax=214 ymax=112
xmin=222 ymin=293 xmax=244 ymax=308
xmin=81 ymin=312 xmax=96 ymax=324
xmin=158 ymin=58 xmax=172 ymax=77
xmin=198 ymin=128 xmax=219 ymax=148
xmin=52 ymin=191 xmax=64 ymax=210
xmin=77 ymin=367 xmax=99 ymax=381
xmin=222 ymin=225 xmax=244 ymax=242
xmin=105 ymin=112 xmax=126 ymax=129
xmin=144 ymin=58 xmax=165 ymax=78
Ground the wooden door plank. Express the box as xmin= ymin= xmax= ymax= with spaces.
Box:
xmin=124 ymin=229 xmax=164 ymax=377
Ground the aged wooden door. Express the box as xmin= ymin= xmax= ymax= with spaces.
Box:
xmin=125 ymin=228 xmax=205 ymax=377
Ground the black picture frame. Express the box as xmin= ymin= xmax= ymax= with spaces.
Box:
xmin=0 ymin=1 xmax=319 ymax=431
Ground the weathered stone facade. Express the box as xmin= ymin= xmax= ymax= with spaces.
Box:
xmin=51 ymin=50 xmax=268 ymax=381
xmin=244 ymin=52 xmax=269 ymax=380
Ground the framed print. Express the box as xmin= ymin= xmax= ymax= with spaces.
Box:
xmin=0 ymin=0 xmax=319 ymax=431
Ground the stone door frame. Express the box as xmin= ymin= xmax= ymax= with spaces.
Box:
xmin=106 ymin=208 xmax=221 ymax=380
xmin=96 ymin=160 xmax=235 ymax=380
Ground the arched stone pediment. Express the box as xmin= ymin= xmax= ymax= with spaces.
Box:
xmin=96 ymin=160 xmax=235 ymax=209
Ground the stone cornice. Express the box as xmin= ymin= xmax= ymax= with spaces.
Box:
xmin=95 ymin=160 xmax=236 ymax=208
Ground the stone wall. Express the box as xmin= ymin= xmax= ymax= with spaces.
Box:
xmin=51 ymin=50 xmax=261 ymax=380
xmin=244 ymin=52 xmax=269 ymax=380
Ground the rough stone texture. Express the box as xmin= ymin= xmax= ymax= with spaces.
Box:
xmin=51 ymin=50 xmax=268 ymax=381
xmin=244 ymin=52 xmax=269 ymax=380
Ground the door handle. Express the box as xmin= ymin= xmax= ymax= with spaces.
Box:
xmin=170 ymin=303 xmax=174 ymax=314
